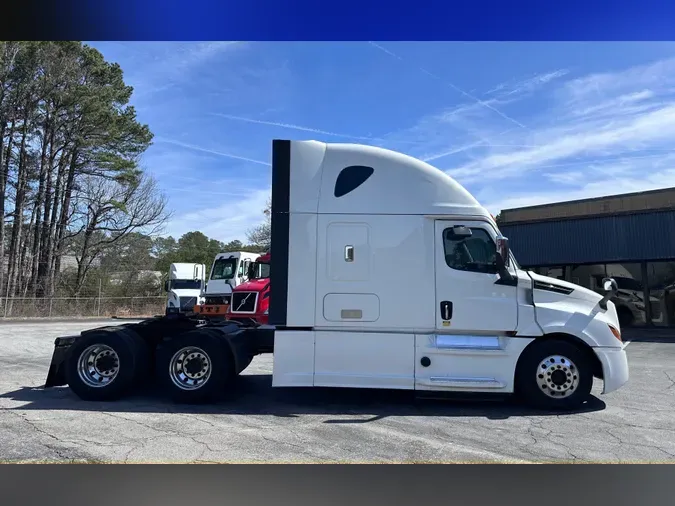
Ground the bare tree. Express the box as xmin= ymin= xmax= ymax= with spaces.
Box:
xmin=245 ymin=198 xmax=271 ymax=252
xmin=69 ymin=172 xmax=169 ymax=295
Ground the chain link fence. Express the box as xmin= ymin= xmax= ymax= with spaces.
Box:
xmin=0 ymin=296 xmax=166 ymax=319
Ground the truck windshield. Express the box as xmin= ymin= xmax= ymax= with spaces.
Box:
xmin=211 ymin=258 xmax=237 ymax=280
xmin=171 ymin=280 xmax=202 ymax=290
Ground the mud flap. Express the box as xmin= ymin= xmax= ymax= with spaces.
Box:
xmin=44 ymin=335 xmax=77 ymax=388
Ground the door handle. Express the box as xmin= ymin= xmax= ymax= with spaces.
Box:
xmin=440 ymin=301 xmax=453 ymax=320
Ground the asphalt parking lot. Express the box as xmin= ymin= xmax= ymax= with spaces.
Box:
xmin=0 ymin=319 xmax=674 ymax=463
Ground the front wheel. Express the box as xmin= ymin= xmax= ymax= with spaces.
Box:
xmin=155 ymin=330 xmax=235 ymax=404
xmin=515 ymin=339 xmax=594 ymax=411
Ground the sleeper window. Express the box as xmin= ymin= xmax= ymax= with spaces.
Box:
xmin=443 ymin=227 xmax=498 ymax=274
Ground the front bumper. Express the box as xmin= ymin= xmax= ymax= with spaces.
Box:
xmin=594 ymin=346 xmax=629 ymax=394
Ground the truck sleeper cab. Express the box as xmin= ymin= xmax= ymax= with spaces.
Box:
xmin=44 ymin=139 xmax=629 ymax=411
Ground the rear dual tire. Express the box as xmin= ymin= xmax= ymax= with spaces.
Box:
xmin=64 ymin=329 xmax=149 ymax=402
xmin=155 ymin=330 xmax=235 ymax=404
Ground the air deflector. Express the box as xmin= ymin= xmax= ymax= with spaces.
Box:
xmin=269 ymin=139 xmax=291 ymax=326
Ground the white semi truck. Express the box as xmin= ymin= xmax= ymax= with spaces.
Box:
xmin=194 ymin=251 xmax=261 ymax=316
xmin=164 ymin=263 xmax=206 ymax=315
xmin=44 ymin=139 xmax=629 ymax=411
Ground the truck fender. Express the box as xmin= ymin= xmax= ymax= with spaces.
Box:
xmin=168 ymin=324 xmax=254 ymax=376
xmin=516 ymin=330 xmax=605 ymax=381
xmin=208 ymin=325 xmax=256 ymax=375
xmin=536 ymin=324 xmax=601 ymax=348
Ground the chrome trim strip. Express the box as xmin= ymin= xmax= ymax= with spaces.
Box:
xmin=428 ymin=376 xmax=505 ymax=388
xmin=436 ymin=335 xmax=502 ymax=350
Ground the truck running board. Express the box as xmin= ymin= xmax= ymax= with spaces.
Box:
xmin=419 ymin=377 xmax=506 ymax=389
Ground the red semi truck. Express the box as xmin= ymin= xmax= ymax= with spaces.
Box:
xmin=226 ymin=252 xmax=271 ymax=326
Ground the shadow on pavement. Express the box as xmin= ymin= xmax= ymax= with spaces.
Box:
xmin=1 ymin=373 xmax=606 ymax=422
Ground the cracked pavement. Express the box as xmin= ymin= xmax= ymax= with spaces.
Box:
xmin=1 ymin=319 xmax=674 ymax=463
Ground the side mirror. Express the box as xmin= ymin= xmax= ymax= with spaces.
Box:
xmin=599 ymin=277 xmax=618 ymax=310
xmin=163 ymin=280 xmax=169 ymax=292
xmin=603 ymin=278 xmax=618 ymax=293
xmin=496 ymin=235 xmax=511 ymax=269
xmin=495 ymin=235 xmax=514 ymax=282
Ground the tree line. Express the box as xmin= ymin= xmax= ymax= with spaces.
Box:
xmin=0 ymin=41 xmax=170 ymax=302
xmin=0 ymin=41 xmax=273 ymax=302
xmin=66 ymin=229 xmax=268 ymax=299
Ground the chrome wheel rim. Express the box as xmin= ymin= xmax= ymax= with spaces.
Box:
xmin=169 ymin=346 xmax=212 ymax=391
xmin=77 ymin=344 xmax=120 ymax=388
xmin=537 ymin=355 xmax=580 ymax=398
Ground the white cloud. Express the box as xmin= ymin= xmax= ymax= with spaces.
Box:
xmin=118 ymin=43 xmax=675 ymax=241
xmin=166 ymin=187 xmax=271 ymax=243
xmin=568 ymin=89 xmax=656 ymax=119
xmin=154 ymin=138 xmax=270 ymax=166
xmin=543 ymin=171 xmax=587 ymax=185
xmin=486 ymin=69 xmax=570 ymax=97
xmin=166 ymin=49 xmax=675 ymax=236
xmin=561 ymin=57 xmax=675 ymax=103
xmin=483 ymin=167 xmax=675 ymax=215
xmin=367 ymin=41 xmax=532 ymax=131
xmin=375 ymin=66 xmax=567 ymax=160
xmin=448 ymin=104 xmax=675 ymax=183
xmin=211 ymin=113 xmax=386 ymax=142
xmin=121 ymin=41 xmax=247 ymax=98
xmin=387 ymin=53 xmax=675 ymax=216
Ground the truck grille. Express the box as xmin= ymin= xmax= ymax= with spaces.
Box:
xmin=179 ymin=296 xmax=197 ymax=310
xmin=205 ymin=295 xmax=231 ymax=306
xmin=231 ymin=291 xmax=258 ymax=313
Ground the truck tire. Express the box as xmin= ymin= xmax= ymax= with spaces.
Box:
xmin=155 ymin=329 xmax=235 ymax=404
xmin=64 ymin=331 xmax=140 ymax=401
xmin=117 ymin=327 xmax=152 ymax=383
xmin=515 ymin=338 xmax=593 ymax=411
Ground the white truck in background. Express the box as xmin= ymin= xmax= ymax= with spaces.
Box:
xmin=45 ymin=139 xmax=629 ymax=411
xmin=201 ymin=251 xmax=261 ymax=305
xmin=164 ymin=262 xmax=206 ymax=315
xmin=193 ymin=251 xmax=261 ymax=317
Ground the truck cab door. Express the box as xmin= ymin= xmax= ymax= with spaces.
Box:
xmin=433 ymin=220 xmax=518 ymax=333
xmin=415 ymin=220 xmax=520 ymax=392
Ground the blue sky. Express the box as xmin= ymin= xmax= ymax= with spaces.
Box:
xmin=88 ymin=41 xmax=675 ymax=243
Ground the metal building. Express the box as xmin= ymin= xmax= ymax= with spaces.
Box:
xmin=499 ymin=187 xmax=675 ymax=329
